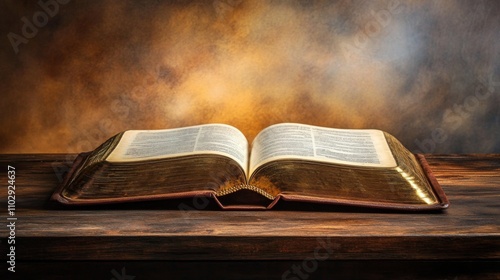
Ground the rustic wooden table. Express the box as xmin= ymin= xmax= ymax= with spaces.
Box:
xmin=1 ymin=154 xmax=499 ymax=279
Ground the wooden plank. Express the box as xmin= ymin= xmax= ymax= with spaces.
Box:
xmin=0 ymin=154 xmax=499 ymax=261
xmin=5 ymin=261 xmax=500 ymax=280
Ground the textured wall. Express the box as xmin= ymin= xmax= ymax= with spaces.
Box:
xmin=1 ymin=0 xmax=499 ymax=153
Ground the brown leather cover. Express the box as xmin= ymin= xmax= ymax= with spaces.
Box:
xmin=52 ymin=153 xmax=449 ymax=210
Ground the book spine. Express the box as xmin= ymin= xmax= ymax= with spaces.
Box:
xmin=215 ymin=184 xmax=274 ymax=200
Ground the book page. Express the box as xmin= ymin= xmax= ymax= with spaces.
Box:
xmin=250 ymin=123 xmax=397 ymax=174
xmin=107 ymin=124 xmax=248 ymax=171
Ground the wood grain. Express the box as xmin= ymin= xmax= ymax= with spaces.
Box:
xmin=0 ymin=154 xmax=499 ymax=261
xmin=5 ymin=260 xmax=500 ymax=280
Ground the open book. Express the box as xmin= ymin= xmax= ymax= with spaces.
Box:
xmin=52 ymin=123 xmax=449 ymax=210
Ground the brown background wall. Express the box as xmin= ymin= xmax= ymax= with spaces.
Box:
xmin=0 ymin=0 xmax=499 ymax=153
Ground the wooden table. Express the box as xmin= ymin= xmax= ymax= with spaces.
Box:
xmin=1 ymin=154 xmax=499 ymax=279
